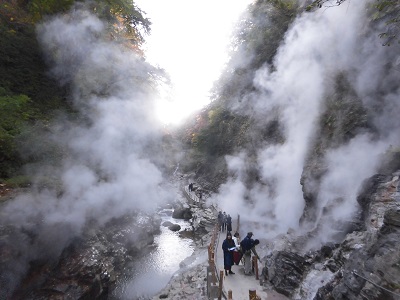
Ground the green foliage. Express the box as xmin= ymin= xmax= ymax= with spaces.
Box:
xmin=306 ymin=0 xmax=346 ymax=11
xmin=214 ymin=0 xmax=298 ymax=102
xmin=0 ymin=13 xmax=67 ymax=178
xmin=307 ymin=0 xmax=400 ymax=45
xmin=0 ymin=93 xmax=32 ymax=132
xmin=180 ymin=0 xmax=297 ymax=183
xmin=0 ymin=93 xmax=34 ymax=177
xmin=193 ymin=106 xmax=248 ymax=157
xmin=3 ymin=175 xmax=32 ymax=188
xmin=13 ymin=0 xmax=151 ymax=47
xmin=373 ymin=0 xmax=400 ymax=45
xmin=90 ymin=0 xmax=151 ymax=46
xmin=0 ymin=23 xmax=67 ymax=114
xmin=316 ymin=74 xmax=368 ymax=153
xmin=0 ymin=0 xmax=153 ymax=180
xmin=27 ymin=0 xmax=75 ymax=21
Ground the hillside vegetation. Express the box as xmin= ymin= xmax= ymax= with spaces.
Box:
xmin=177 ymin=0 xmax=400 ymax=195
xmin=0 ymin=0 xmax=149 ymax=182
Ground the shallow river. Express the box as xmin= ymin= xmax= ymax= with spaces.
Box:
xmin=113 ymin=208 xmax=195 ymax=299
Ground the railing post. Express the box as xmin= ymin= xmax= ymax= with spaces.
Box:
xmin=251 ymin=256 xmax=259 ymax=279
xmin=228 ymin=290 xmax=233 ymax=300
xmin=255 ymin=257 xmax=259 ymax=280
xmin=218 ymin=270 xmax=224 ymax=300
xmin=211 ymin=254 xmax=216 ymax=285
xmin=249 ymin=289 xmax=257 ymax=300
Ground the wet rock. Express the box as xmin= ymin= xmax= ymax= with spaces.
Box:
xmin=320 ymin=243 xmax=334 ymax=258
xmin=162 ymin=221 xmax=174 ymax=227
xmin=314 ymin=173 xmax=400 ymax=299
xmin=168 ymin=224 xmax=181 ymax=232
xmin=383 ymin=208 xmax=400 ymax=227
xmin=269 ymin=251 xmax=308 ymax=297
xmin=172 ymin=207 xmax=192 ymax=220
xmin=1 ymin=213 xmax=161 ymax=299
xmin=152 ymin=261 xmax=208 ymax=300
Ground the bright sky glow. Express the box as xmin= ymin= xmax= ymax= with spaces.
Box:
xmin=134 ymin=0 xmax=252 ymax=125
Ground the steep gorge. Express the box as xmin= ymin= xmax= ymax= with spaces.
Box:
xmin=1 ymin=0 xmax=400 ymax=299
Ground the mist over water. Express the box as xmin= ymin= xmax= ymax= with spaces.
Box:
xmin=212 ymin=0 xmax=400 ymax=247
xmin=112 ymin=209 xmax=194 ymax=299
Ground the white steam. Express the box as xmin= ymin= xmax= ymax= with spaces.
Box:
xmin=1 ymin=8 xmax=173 ymax=254
xmin=212 ymin=0 xmax=400 ymax=245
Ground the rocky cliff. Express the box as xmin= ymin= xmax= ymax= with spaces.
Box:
xmin=263 ymin=171 xmax=400 ymax=299
xmin=0 ymin=213 xmax=161 ymax=299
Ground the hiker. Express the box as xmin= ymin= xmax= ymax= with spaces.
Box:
xmin=226 ymin=214 xmax=232 ymax=232
xmin=240 ymin=232 xmax=260 ymax=275
xmin=232 ymin=232 xmax=242 ymax=265
xmin=188 ymin=183 xmax=193 ymax=192
xmin=222 ymin=232 xmax=236 ymax=276
xmin=217 ymin=211 xmax=224 ymax=231
xmin=222 ymin=212 xmax=227 ymax=232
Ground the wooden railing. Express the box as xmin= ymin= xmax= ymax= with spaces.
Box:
xmin=182 ymin=185 xmax=261 ymax=299
xmin=207 ymin=223 xmax=224 ymax=299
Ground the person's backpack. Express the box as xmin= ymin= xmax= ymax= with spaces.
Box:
xmin=240 ymin=237 xmax=254 ymax=252
xmin=240 ymin=238 xmax=249 ymax=252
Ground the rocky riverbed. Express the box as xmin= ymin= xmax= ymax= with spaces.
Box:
xmin=0 ymin=175 xmax=218 ymax=300
xmin=3 ymin=170 xmax=398 ymax=300
xmin=258 ymin=171 xmax=400 ymax=299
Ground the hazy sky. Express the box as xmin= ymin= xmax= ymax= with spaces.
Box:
xmin=134 ymin=0 xmax=252 ymax=125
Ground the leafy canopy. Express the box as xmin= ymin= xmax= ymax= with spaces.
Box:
xmin=306 ymin=0 xmax=400 ymax=45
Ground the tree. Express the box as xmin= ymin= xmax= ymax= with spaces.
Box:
xmin=307 ymin=0 xmax=400 ymax=45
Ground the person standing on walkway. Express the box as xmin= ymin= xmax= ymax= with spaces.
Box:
xmin=232 ymin=232 xmax=242 ymax=265
xmin=222 ymin=232 xmax=236 ymax=276
xmin=222 ymin=212 xmax=227 ymax=232
xmin=217 ymin=211 xmax=223 ymax=231
xmin=226 ymin=214 xmax=232 ymax=232
xmin=240 ymin=232 xmax=260 ymax=275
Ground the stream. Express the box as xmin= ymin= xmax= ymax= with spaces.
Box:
xmin=112 ymin=208 xmax=195 ymax=299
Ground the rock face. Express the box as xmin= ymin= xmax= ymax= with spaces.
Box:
xmin=269 ymin=251 xmax=308 ymax=296
xmin=264 ymin=171 xmax=400 ymax=299
xmin=172 ymin=205 xmax=192 ymax=220
xmin=0 ymin=213 xmax=161 ymax=299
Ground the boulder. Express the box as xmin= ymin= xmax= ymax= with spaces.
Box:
xmin=168 ymin=224 xmax=181 ymax=232
xmin=269 ymin=251 xmax=308 ymax=297
xmin=172 ymin=207 xmax=192 ymax=220
xmin=162 ymin=221 xmax=174 ymax=227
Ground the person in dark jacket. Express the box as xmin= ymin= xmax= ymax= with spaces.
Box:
xmin=222 ymin=212 xmax=227 ymax=232
xmin=222 ymin=232 xmax=236 ymax=275
xmin=240 ymin=232 xmax=260 ymax=275
xmin=226 ymin=214 xmax=232 ymax=232
xmin=217 ymin=211 xmax=223 ymax=231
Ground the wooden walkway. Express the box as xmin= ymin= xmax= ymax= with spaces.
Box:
xmin=183 ymin=183 xmax=288 ymax=299
xmin=216 ymin=227 xmax=290 ymax=300
xmin=215 ymin=229 xmax=269 ymax=299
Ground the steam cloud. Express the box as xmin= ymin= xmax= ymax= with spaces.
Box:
xmin=212 ymin=0 xmax=400 ymax=247
xmin=0 ymin=7 xmax=175 ymax=294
